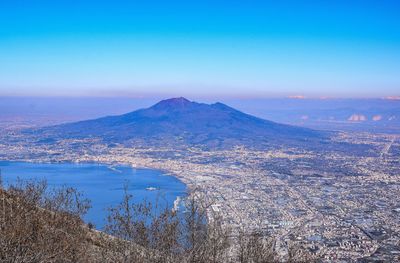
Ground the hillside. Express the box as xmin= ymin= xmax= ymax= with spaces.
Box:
xmin=31 ymin=97 xmax=330 ymax=149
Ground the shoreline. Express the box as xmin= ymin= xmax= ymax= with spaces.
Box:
xmin=1 ymin=157 xmax=194 ymax=190
xmin=0 ymin=158 xmax=189 ymax=207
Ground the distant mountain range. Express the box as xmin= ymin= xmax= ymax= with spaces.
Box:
xmin=31 ymin=97 xmax=332 ymax=149
xmin=4 ymin=97 xmax=399 ymax=134
xmin=223 ymin=99 xmax=400 ymax=133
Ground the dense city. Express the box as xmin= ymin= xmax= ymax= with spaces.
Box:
xmin=1 ymin=128 xmax=399 ymax=261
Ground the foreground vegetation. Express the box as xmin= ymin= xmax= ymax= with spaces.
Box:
xmin=0 ymin=178 xmax=313 ymax=262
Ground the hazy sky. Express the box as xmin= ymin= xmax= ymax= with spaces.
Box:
xmin=0 ymin=0 xmax=399 ymax=98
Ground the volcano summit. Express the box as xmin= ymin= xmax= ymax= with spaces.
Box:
xmin=32 ymin=97 xmax=329 ymax=149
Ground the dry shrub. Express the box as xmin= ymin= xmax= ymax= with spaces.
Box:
xmin=0 ymin=178 xmax=91 ymax=263
xmin=236 ymin=230 xmax=278 ymax=263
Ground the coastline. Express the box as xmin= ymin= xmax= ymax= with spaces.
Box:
xmin=0 ymin=158 xmax=187 ymax=187
xmin=0 ymin=159 xmax=188 ymax=228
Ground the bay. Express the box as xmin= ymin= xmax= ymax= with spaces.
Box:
xmin=0 ymin=161 xmax=186 ymax=230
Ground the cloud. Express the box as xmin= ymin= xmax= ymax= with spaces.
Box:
xmin=384 ymin=96 xmax=400 ymax=100
xmin=288 ymin=95 xmax=306 ymax=99
xmin=348 ymin=114 xmax=367 ymax=122
xmin=372 ymin=115 xmax=382 ymax=121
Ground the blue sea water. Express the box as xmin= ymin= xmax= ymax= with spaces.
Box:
xmin=0 ymin=161 xmax=186 ymax=230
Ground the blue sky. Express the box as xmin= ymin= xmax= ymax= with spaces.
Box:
xmin=0 ymin=0 xmax=399 ymax=98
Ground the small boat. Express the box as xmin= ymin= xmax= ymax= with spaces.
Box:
xmin=173 ymin=197 xmax=181 ymax=212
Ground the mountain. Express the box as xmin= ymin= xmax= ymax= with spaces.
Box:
xmin=31 ymin=97 xmax=331 ymax=149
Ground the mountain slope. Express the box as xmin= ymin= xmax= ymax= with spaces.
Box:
xmin=32 ymin=97 xmax=330 ymax=149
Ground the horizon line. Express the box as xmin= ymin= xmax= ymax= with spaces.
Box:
xmin=1 ymin=94 xmax=400 ymax=101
